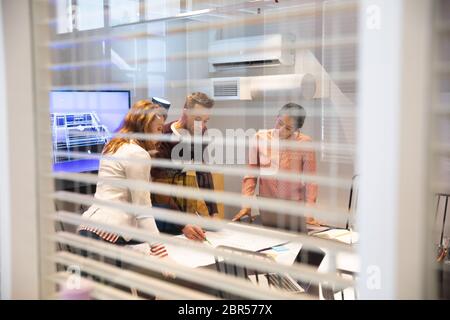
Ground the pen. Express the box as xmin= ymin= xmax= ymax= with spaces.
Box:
xmin=256 ymin=241 xmax=289 ymax=253
xmin=194 ymin=211 xmax=213 ymax=245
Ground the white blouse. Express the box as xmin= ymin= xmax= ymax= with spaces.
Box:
xmin=80 ymin=142 xmax=159 ymax=241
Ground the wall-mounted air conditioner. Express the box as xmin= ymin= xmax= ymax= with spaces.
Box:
xmin=250 ymin=74 xmax=316 ymax=100
xmin=208 ymin=34 xmax=295 ymax=72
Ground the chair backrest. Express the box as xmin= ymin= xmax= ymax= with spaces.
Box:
xmin=435 ymin=193 xmax=450 ymax=299
xmin=214 ymin=245 xmax=274 ymax=299
xmin=436 ymin=193 xmax=450 ymax=247
xmin=346 ymin=174 xmax=359 ymax=229
xmin=54 ymin=179 xmax=97 ymax=255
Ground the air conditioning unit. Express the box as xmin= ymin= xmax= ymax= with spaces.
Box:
xmin=208 ymin=34 xmax=295 ymax=72
xmin=250 ymin=73 xmax=316 ymax=100
xmin=209 ymin=74 xmax=316 ymax=101
xmin=210 ymin=77 xmax=252 ymax=101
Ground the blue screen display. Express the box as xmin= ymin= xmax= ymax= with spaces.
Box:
xmin=50 ymin=90 xmax=130 ymax=172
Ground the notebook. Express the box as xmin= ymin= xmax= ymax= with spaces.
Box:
xmin=312 ymin=229 xmax=359 ymax=244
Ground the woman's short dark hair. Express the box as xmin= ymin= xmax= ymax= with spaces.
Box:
xmin=278 ymin=103 xmax=306 ymax=129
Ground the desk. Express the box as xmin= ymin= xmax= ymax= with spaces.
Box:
xmin=164 ymin=224 xmax=359 ymax=299
xmin=165 ymin=226 xmax=291 ymax=268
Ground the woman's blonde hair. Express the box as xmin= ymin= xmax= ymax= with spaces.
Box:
xmin=102 ymin=99 xmax=167 ymax=155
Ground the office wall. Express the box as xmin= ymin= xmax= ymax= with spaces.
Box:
xmin=0 ymin=0 xmax=39 ymax=299
xmin=0 ymin=0 xmax=5 ymax=299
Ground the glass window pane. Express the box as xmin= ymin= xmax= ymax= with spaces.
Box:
xmin=145 ymin=0 xmax=180 ymax=20
xmin=55 ymin=0 xmax=73 ymax=34
xmin=109 ymin=0 xmax=140 ymax=26
xmin=75 ymin=0 xmax=104 ymax=31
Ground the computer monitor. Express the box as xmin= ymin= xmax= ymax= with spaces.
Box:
xmin=50 ymin=90 xmax=131 ymax=173
xmin=152 ymin=97 xmax=171 ymax=110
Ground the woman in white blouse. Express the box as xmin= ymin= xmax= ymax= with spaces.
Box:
xmin=78 ymin=99 xmax=168 ymax=257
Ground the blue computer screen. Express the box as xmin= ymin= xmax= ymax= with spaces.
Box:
xmin=50 ymin=90 xmax=131 ymax=172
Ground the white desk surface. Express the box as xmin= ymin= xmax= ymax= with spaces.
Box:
xmin=165 ymin=224 xmax=360 ymax=274
xmin=261 ymin=242 xmax=360 ymax=274
xmin=165 ymin=226 xmax=288 ymax=268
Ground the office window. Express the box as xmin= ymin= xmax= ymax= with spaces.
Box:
xmin=145 ymin=0 xmax=180 ymax=20
xmin=109 ymin=0 xmax=141 ymax=26
xmin=75 ymin=0 xmax=104 ymax=31
xmin=146 ymin=38 xmax=166 ymax=73
xmin=55 ymin=0 xmax=73 ymax=34
xmin=320 ymin=0 xmax=357 ymax=164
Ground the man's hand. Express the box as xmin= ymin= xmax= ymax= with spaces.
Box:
xmin=232 ymin=208 xmax=254 ymax=222
xmin=182 ymin=224 xmax=206 ymax=241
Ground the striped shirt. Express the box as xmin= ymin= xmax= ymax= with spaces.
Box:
xmin=79 ymin=225 xmax=120 ymax=243
xmin=78 ymin=226 xmax=168 ymax=258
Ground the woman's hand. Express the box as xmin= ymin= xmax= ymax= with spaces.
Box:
xmin=232 ymin=208 xmax=254 ymax=222
xmin=182 ymin=224 xmax=206 ymax=241
xmin=306 ymin=217 xmax=322 ymax=226
xmin=305 ymin=202 xmax=322 ymax=226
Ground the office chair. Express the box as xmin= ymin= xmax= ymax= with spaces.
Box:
xmin=436 ymin=193 xmax=449 ymax=248
xmin=213 ymin=245 xmax=306 ymax=299
xmin=336 ymin=174 xmax=359 ymax=300
xmin=53 ymin=178 xmax=98 ymax=266
xmin=346 ymin=174 xmax=359 ymax=230
xmin=53 ymin=199 xmax=75 ymax=255
xmin=213 ymin=246 xmax=266 ymax=299
xmin=435 ymin=192 xmax=450 ymax=299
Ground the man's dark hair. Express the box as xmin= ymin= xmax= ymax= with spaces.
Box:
xmin=278 ymin=103 xmax=306 ymax=129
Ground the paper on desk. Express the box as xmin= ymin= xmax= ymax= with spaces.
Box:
xmin=307 ymin=225 xmax=331 ymax=234
xmin=265 ymin=242 xmax=302 ymax=265
xmin=204 ymin=229 xmax=286 ymax=252
xmin=334 ymin=231 xmax=359 ymax=244
xmin=165 ymin=228 xmax=288 ymax=268
xmin=312 ymin=229 xmax=359 ymax=244
xmin=165 ymin=235 xmax=216 ymax=268
xmin=125 ymin=242 xmax=151 ymax=255
xmin=313 ymin=229 xmax=348 ymax=239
